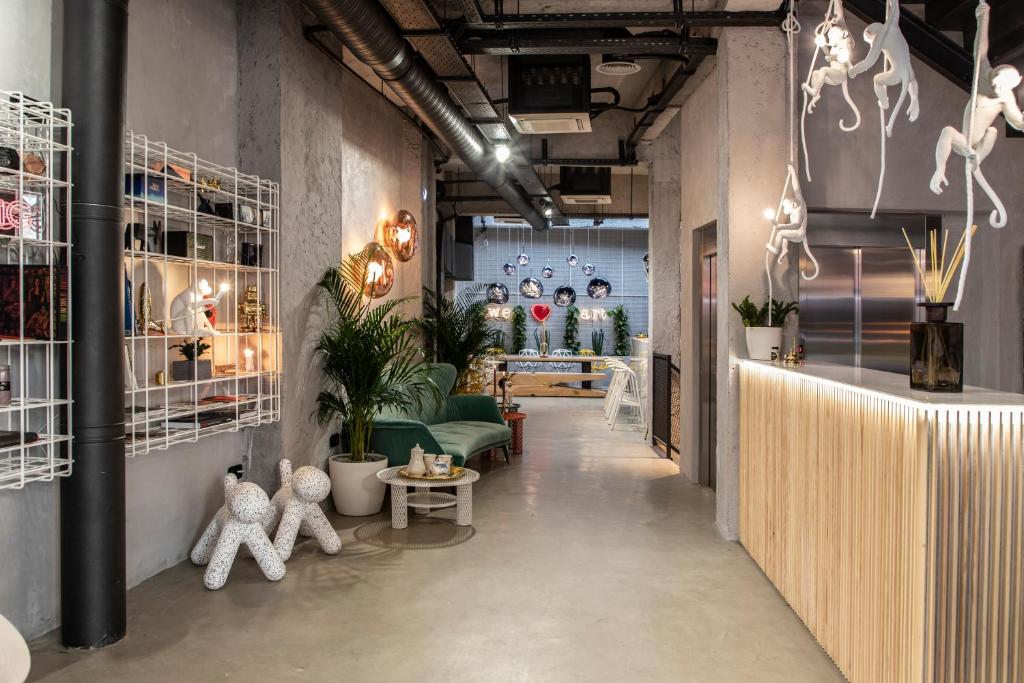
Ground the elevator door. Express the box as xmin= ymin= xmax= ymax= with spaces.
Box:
xmin=698 ymin=226 xmax=717 ymax=490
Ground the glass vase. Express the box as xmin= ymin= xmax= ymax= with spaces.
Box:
xmin=909 ymin=303 xmax=963 ymax=392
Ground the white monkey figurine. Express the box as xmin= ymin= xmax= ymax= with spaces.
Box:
xmin=273 ymin=465 xmax=342 ymax=562
xmin=802 ymin=1 xmax=860 ymax=128
xmin=848 ymin=0 xmax=920 ymax=136
xmin=202 ymin=476 xmax=286 ymax=590
xmin=765 ymin=165 xmax=820 ymax=282
xmin=168 ymin=278 xmax=230 ymax=336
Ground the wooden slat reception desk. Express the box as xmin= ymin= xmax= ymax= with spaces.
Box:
xmin=739 ymin=361 xmax=1022 ymax=683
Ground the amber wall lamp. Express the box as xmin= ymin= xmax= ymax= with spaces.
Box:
xmin=384 ymin=209 xmax=418 ymax=262
xmin=363 ymin=242 xmax=394 ymax=299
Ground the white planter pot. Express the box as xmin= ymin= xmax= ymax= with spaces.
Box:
xmin=328 ymin=453 xmax=388 ymax=517
xmin=745 ymin=327 xmax=783 ymax=361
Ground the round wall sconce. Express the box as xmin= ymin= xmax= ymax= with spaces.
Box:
xmin=582 ymin=263 xmax=596 ymax=276
xmin=541 ymin=265 xmax=554 ymax=279
xmin=553 ymin=285 xmax=577 ymax=307
xmin=503 ymin=262 xmax=517 ymax=276
xmin=363 ymin=242 xmax=394 ymax=298
xmin=587 ymin=277 xmax=611 ymax=299
xmin=567 ymin=254 xmax=579 ymax=267
xmin=385 ymin=209 xmax=418 ymax=262
xmin=519 ymin=277 xmax=543 ymax=299
xmin=486 ymin=283 xmax=510 ymax=304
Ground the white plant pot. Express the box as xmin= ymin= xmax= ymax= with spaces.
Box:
xmin=745 ymin=326 xmax=783 ymax=361
xmin=328 ymin=453 xmax=388 ymax=517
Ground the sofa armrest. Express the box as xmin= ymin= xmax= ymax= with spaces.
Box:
xmin=369 ymin=418 xmax=444 ymax=467
xmin=444 ymin=394 xmax=505 ymax=424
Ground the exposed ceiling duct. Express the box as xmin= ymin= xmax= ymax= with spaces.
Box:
xmin=305 ymin=0 xmax=550 ymax=230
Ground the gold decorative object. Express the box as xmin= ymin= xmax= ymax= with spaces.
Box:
xmin=155 ymin=370 xmax=166 ymax=386
xmin=362 ymin=242 xmax=394 ymax=299
xmin=136 ymin=282 xmax=165 ymax=334
xmin=197 ymin=174 xmax=221 ymax=190
xmin=783 ymin=341 xmax=801 ymax=367
xmin=384 ymin=209 xmax=418 ymax=262
xmin=397 ymin=466 xmax=465 ymax=481
xmin=237 ymin=285 xmax=267 ymax=333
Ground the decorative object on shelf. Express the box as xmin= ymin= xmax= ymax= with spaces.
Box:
xmin=196 ymin=174 xmax=221 ymax=190
xmin=168 ymin=278 xmax=230 ymax=336
xmin=170 ymin=336 xmax=213 ymax=381
xmin=901 ymin=226 xmax=973 ymax=392
xmin=0 ymin=264 xmax=67 ymax=340
xmin=243 ymin=348 xmax=256 ymax=373
xmin=930 ymin=2 xmax=1021 ymax=310
xmin=582 ymin=263 xmax=596 ymax=276
xmin=486 ymin=282 xmax=509 ymax=304
xmin=21 ymin=152 xmax=45 ymax=176
xmin=563 ymin=305 xmax=581 ymax=353
xmin=125 ymin=173 xmax=165 ymax=201
xmin=196 ymin=193 xmax=215 ymax=215
xmin=273 ymin=465 xmax=342 ymax=562
xmin=407 ymin=443 xmax=426 ymax=477
xmin=124 ymin=220 xmax=164 ymax=253
xmin=317 ymin=247 xmax=438 ymax=516
xmin=511 ymin=305 xmax=527 ymax=353
xmin=240 ymin=242 xmax=262 ymax=267
xmin=165 ymin=230 xmax=213 ymax=260
xmin=238 ymin=204 xmax=257 ymax=225
xmin=502 ymin=262 xmax=517 ymax=276
xmin=567 ymin=254 xmax=578 ymax=267
xmin=136 ymin=282 xmax=164 ymax=335
xmin=215 ymin=202 xmax=235 ymax=220
xmin=155 ymin=370 xmax=166 ymax=386
xmin=124 ymin=268 xmax=133 ymax=335
xmin=731 ymin=295 xmax=799 ymax=361
xmin=847 ymin=0 xmax=919 ymax=218
xmin=0 ymin=194 xmax=40 ymax=235
xmin=553 ymin=285 xmax=576 ymax=307
xmin=800 ymin=0 xmax=860 ymax=183
xmin=193 ymin=474 xmax=286 ymax=590
xmin=384 ymin=209 xmax=418 ymax=261
xmin=517 ymin=252 xmax=530 ymax=266
xmin=0 ymin=364 xmax=10 ymax=406
xmin=542 ymin=265 xmax=554 ymax=279
xmin=237 ymin=285 xmax=267 ymax=333
xmin=609 ymin=305 xmax=631 ymax=356
xmin=591 ymin=329 xmax=605 ymax=356
xmin=418 ymin=285 xmax=495 ymax=393
xmin=150 ymin=160 xmax=190 ymax=181
xmin=586 ymin=277 xmax=611 ymax=299
xmin=519 ymin=277 xmax=543 ymax=299
xmin=0 ymin=146 xmax=19 ymax=169
xmin=361 ymin=242 xmax=394 ymax=299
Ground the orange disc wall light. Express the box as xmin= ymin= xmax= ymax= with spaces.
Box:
xmin=384 ymin=209 xmax=418 ymax=262
xmin=363 ymin=242 xmax=395 ymax=299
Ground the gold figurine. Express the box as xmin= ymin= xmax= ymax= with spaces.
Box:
xmin=137 ymin=282 xmax=166 ymax=334
xmin=237 ymin=285 xmax=267 ymax=333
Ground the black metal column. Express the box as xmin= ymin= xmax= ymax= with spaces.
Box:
xmin=60 ymin=0 xmax=129 ymax=649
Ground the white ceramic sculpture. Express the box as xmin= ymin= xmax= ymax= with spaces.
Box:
xmin=801 ymin=0 xmax=861 ymax=181
xmin=196 ymin=474 xmax=285 ymax=590
xmin=766 ymin=165 xmax=820 ymax=283
xmin=273 ymin=465 xmax=342 ymax=562
xmin=848 ymin=0 xmax=920 ymax=217
xmin=267 ymin=459 xmax=314 ymax=537
xmin=930 ymin=3 xmax=1022 ymax=309
xmin=168 ymin=278 xmax=230 ymax=336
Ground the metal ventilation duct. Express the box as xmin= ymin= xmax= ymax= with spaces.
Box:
xmin=305 ymin=0 xmax=549 ymax=230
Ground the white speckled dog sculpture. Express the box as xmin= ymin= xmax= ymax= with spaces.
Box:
xmin=273 ymin=465 xmax=342 ymax=562
xmin=268 ymin=459 xmax=315 ymax=538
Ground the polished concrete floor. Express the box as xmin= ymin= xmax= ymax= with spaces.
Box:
xmin=30 ymin=398 xmax=842 ymax=682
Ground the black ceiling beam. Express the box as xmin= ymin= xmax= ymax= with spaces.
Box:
xmin=625 ymin=54 xmax=706 ymax=152
xmin=460 ymin=31 xmax=718 ymax=56
xmin=463 ymin=10 xmax=784 ymax=31
xmin=531 ymin=158 xmax=640 ymax=167
xmin=844 ymin=0 xmax=973 ymax=91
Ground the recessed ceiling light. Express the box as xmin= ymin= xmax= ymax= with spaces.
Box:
xmin=596 ymin=59 xmax=641 ymax=76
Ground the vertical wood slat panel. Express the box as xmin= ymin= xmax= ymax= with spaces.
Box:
xmin=739 ymin=364 xmax=1024 ymax=682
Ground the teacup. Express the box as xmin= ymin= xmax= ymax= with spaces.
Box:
xmin=434 ymin=455 xmax=452 ymax=476
xmin=422 ymin=454 xmax=437 ymax=475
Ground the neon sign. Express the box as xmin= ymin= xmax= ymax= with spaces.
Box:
xmin=0 ymin=194 xmax=42 ymax=236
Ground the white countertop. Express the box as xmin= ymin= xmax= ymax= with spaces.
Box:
xmin=738 ymin=360 xmax=1024 ymax=408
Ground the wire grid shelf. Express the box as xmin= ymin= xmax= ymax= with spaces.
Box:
xmin=123 ymin=131 xmax=281 ymax=456
xmin=0 ymin=91 xmax=74 ymax=489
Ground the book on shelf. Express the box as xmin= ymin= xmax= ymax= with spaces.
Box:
xmin=0 ymin=263 xmax=69 ymax=340
xmin=0 ymin=430 xmax=39 ymax=448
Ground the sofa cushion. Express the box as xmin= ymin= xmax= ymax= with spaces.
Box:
xmin=428 ymin=421 xmax=512 ymax=464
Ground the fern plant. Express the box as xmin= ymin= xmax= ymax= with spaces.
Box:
xmin=731 ymin=295 xmax=798 ymax=328
xmin=608 ymin=305 xmax=631 ymax=356
xmin=418 ymin=285 xmax=496 ymax=392
xmin=511 ymin=305 xmax=527 ymax=352
xmin=563 ymin=305 xmax=581 ymax=353
xmin=591 ymin=328 xmax=605 ymax=355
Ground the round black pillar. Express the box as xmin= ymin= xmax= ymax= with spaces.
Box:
xmin=60 ymin=0 xmax=129 ymax=648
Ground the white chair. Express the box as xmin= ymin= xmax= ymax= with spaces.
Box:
xmin=549 ymin=348 xmax=574 ymax=372
xmin=515 ymin=348 xmax=541 ymax=372
xmin=604 ymin=359 xmax=647 ymax=435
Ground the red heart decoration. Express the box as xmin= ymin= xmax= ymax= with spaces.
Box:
xmin=531 ymin=304 xmax=551 ymax=323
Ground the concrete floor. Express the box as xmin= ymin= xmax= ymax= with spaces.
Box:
xmin=29 ymin=398 xmax=842 ymax=682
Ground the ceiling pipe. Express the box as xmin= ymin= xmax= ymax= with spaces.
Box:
xmin=306 ymin=0 xmax=549 ymax=230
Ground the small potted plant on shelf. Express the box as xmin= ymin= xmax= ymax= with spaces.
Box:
xmin=169 ymin=337 xmax=212 ymax=381
xmin=731 ymin=295 xmax=798 ymax=361
xmin=316 ymin=247 xmax=436 ymax=516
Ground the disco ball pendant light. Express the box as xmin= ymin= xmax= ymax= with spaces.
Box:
xmin=582 ymin=263 xmax=596 ymax=276
xmin=486 ymin=283 xmax=509 ymax=304
xmin=503 ymin=262 xmax=517 ymax=276
xmin=566 ymin=254 xmax=578 ymax=267
xmin=519 ymin=277 xmax=543 ymax=299
xmin=517 ymin=253 xmax=530 ymax=266
xmin=541 ymin=265 xmax=554 ymax=279
xmin=553 ymin=285 xmax=577 ymax=307
xmin=587 ymin=277 xmax=611 ymax=299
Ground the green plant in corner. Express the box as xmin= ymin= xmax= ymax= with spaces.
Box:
xmin=314 ymin=246 xmax=436 ymax=462
xmin=511 ymin=304 xmax=527 ymax=352
xmin=169 ymin=337 xmax=210 ymax=361
xmin=608 ymin=305 xmax=631 ymax=356
xmin=731 ymin=295 xmax=799 ymax=328
xmin=563 ymin=305 xmax=581 ymax=353
xmin=591 ymin=328 xmax=605 ymax=356
xmin=418 ymin=285 xmax=496 ymax=392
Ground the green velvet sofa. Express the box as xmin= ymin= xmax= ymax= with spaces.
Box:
xmin=369 ymin=363 xmax=512 ymax=467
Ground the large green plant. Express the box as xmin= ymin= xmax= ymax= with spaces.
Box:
xmin=418 ymin=285 xmax=495 ymax=392
xmin=511 ymin=305 xmax=527 ymax=352
xmin=608 ymin=305 xmax=631 ymax=356
xmin=730 ymin=295 xmax=799 ymax=328
xmin=563 ymin=305 xmax=581 ymax=353
xmin=314 ymin=248 xmax=435 ymax=462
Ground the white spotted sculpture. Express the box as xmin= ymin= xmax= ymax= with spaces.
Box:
xmin=848 ymin=0 xmax=920 ymax=218
xmin=931 ymin=1 xmax=1023 ymax=309
xmin=273 ymin=465 xmax=341 ymax=562
xmin=267 ymin=459 xmax=313 ymax=537
xmin=800 ymin=0 xmax=861 ymax=181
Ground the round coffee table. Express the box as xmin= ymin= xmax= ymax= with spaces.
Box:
xmin=503 ymin=412 xmax=527 ymax=455
xmin=376 ymin=465 xmax=480 ymax=530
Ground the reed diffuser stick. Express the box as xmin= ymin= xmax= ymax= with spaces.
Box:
xmin=901 ymin=226 xmax=977 ymax=303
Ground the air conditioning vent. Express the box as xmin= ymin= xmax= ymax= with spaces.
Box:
xmin=559 ymin=166 xmax=612 ymax=205
xmin=508 ymin=56 xmax=592 ymax=135
xmin=509 ymin=112 xmax=592 ymax=135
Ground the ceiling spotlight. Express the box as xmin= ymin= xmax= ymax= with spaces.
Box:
xmin=543 ymin=205 xmax=553 ymax=218
xmin=494 ymin=144 xmax=511 ymax=163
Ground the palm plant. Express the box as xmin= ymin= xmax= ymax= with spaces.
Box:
xmin=314 ymin=247 xmax=436 ymax=462
xmin=418 ymin=285 xmax=495 ymax=393
xmin=731 ymin=295 xmax=799 ymax=328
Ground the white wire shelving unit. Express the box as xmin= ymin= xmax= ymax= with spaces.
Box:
xmin=0 ymin=91 xmax=74 ymax=490
xmin=123 ymin=131 xmax=281 ymax=456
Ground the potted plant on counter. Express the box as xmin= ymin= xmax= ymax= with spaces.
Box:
xmin=732 ymin=295 xmax=798 ymax=361
xmin=316 ymin=247 xmax=435 ymax=516
xmin=169 ymin=337 xmax=212 ymax=381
